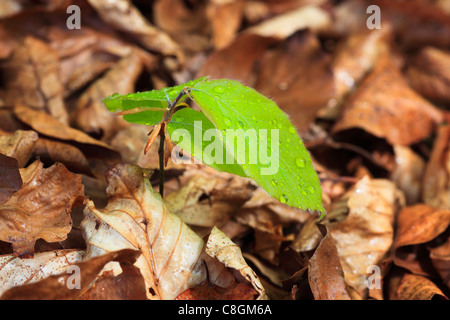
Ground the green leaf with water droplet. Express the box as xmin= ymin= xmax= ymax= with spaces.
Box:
xmin=166 ymin=108 xmax=246 ymax=177
xmin=188 ymin=79 xmax=324 ymax=215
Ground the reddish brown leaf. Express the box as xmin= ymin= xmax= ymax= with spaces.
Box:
xmin=1 ymin=36 xmax=68 ymax=124
xmin=0 ymin=154 xmax=21 ymax=205
xmin=393 ymin=204 xmax=450 ymax=276
xmin=0 ymin=160 xmax=84 ymax=257
xmin=332 ymin=56 xmax=443 ymax=145
xmin=397 ymin=273 xmax=448 ymax=300
xmin=176 ymin=279 xmax=258 ymax=300
xmin=308 ymin=227 xmax=351 ymax=300
xmin=254 ymin=30 xmax=335 ymax=133
xmin=0 ymin=130 xmax=38 ymax=167
xmin=422 ymin=125 xmax=450 ymax=209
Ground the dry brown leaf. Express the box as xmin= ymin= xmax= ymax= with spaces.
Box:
xmin=0 ymin=130 xmax=38 ymax=167
xmin=176 ymin=278 xmax=258 ymax=300
xmin=308 ymin=227 xmax=351 ymax=300
xmin=33 ymin=138 xmax=93 ymax=176
xmin=332 ymin=56 xmax=443 ymax=145
xmin=254 ymin=30 xmax=334 ymax=133
xmin=0 ymin=154 xmax=21 ymax=206
xmin=1 ymin=36 xmax=68 ymax=124
xmin=429 ymin=234 xmax=450 ymax=289
xmin=205 ymin=226 xmax=267 ymax=299
xmin=393 ymin=204 xmax=450 ymax=276
xmin=165 ymin=168 xmax=255 ymax=230
xmin=397 ymin=273 xmax=448 ymax=300
xmin=207 ymin=0 xmax=244 ymax=50
xmin=81 ymin=163 xmax=206 ymax=300
xmin=406 ymin=46 xmax=450 ymax=104
xmin=390 ymin=145 xmax=425 ymax=205
xmin=87 ymin=0 xmax=183 ymax=65
xmin=422 ymin=125 xmax=450 ymax=209
xmin=329 ymin=176 xmax=404 ymax=298
xmin=245 ymin=4 xmax=331 ymax=38
xmin=71 ymin=52 xmax=145 ymax=141
xmin=0 ymin=249 xmax=84 ymax=298
xmin=0 ymin=249 xmax=141 ymax=300
xmin=0 ymin=160 xmax=85 ymax=257
xmin=197 ymin=33 xmax=280 ymax=86
xmin=319 ymin=26 xmax=392 ymax=119
xmin=13 ymin=105 xmax=120 ymax=165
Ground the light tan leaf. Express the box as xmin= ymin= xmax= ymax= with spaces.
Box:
xmin=87 ymin=0 xmax=182 ymax=64
xmin=329 ymin=176 xmax=404 ymax=298
xmin=0 ymin=249 xmax=141 ymax=300
xmin=390 ymin=145 xmax=425 ymax=205
xmin=0 ymin=249 xmax=83 ymax=298
xmin=0 ymin=160 xmax=85 ymax=257
xmin=205 ymin=226 xmax=267 ymax=299
xmin=81 ymin=163 xmax=206 ymax=300
xmin=0 ymin=130 xmax=38 ymax=167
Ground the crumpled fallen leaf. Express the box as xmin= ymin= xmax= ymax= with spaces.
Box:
xmin=308 ymin=226 xmax=351 ymax=300
xmin=0 ymin=154 xmax=21 ymax=205
xmin=0 ymin=129 xmax=38 ymax=167
xmin=0 ymin=249 xmax=141 ymax=300
xmin=397 ymin=273 xmax=448 ymax=300
xmin=332 ymin=56 xmax=443 ymax=145
xmin=1 ymin=36 xmax=68 ymax=124
xmin=87 ymin=0 xmax=183 ymax=65
xmin=406 ymin=46 xmax=450 ymax=104
xmin=81 ymin=163 xmax=206 ymax=300
xmin=176 ymin=278 xmax=257 ymax=300
xmin=329 ymin=176 xmax=404 ymax=299
xmin=390 ymin=145 xmax=425 ymax=205
xmin=0 ymin=160 xmax=85 ymax=257
xmin=165 ymin=166 xmax=255 ymax=230
xmin=205 ymin=226 xmax=267 ymax=299
xmin=393 ymin=204 xmax=450 ymax=277
xmin=422 ymin=125 xmax=450 ymax=209
xmin=0 ymin=249 xmax=84 ymax=298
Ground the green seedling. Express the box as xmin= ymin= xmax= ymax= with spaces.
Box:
xmin=103 ymin=77 xmax=325 ymax=217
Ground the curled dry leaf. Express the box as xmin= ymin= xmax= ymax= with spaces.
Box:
xmin=0 ymin=249 xmax=84 ymax=298
xmin=86 ymin=0 xmax=182 ymax=64
xmin=245 ymin=4 xmax=331 ymax=39
xmin=207 ymin=0 xmax=244 ymax=50
xmin=393 ymin=204 xmax=450 ymax=276
xmin=254 ymin=30 xmax=334 ymax=133
xmin=205 ymin=226 xmax=267 ymax=299
xmin=1 ymin=36 xmax=68 ymax=124
xmin=406 ymin=46 xmax=450 ymax=104
xmin=0 ymin=154 xmax=21 ymax=205
xmin=397 ymin=273 xmax=448 ymax=300
xmin=329 ymin=176 xmax=404 ymax=298
xmin=390 ymin=145 xmax=425 ymax=205
xmin=71 ymin=52 xmax=145 ymax=141
xmin=0 ymin=249 xmax=141 ymax=300
xmin=319 ymin=26 xmax=392 ymax=119
xmin=164 ymin=167 xmax=255 ymax=230
xmin=81 ymin=163 xmax=206 ymax=300
xmin=0 ymin=160 xmax=85 ymax=257
xmin=308 ymin=227 xmax=351 ymax=300
xmin=332 ymin=56 xmax=443 ymax=146
xmin=422 ymin=125 xmax=450 ymax=209
xmin=0 ymin=129 xmax=38 ymax=167
xmin=429 ymin=235 xmax=450 ymax=289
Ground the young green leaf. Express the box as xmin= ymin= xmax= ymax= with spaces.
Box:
xmin=188 ymin=79 xmax=324 ymax=215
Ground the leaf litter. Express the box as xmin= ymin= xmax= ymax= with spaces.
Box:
xmin=0 ymin=0 xmax=449 ymax=300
